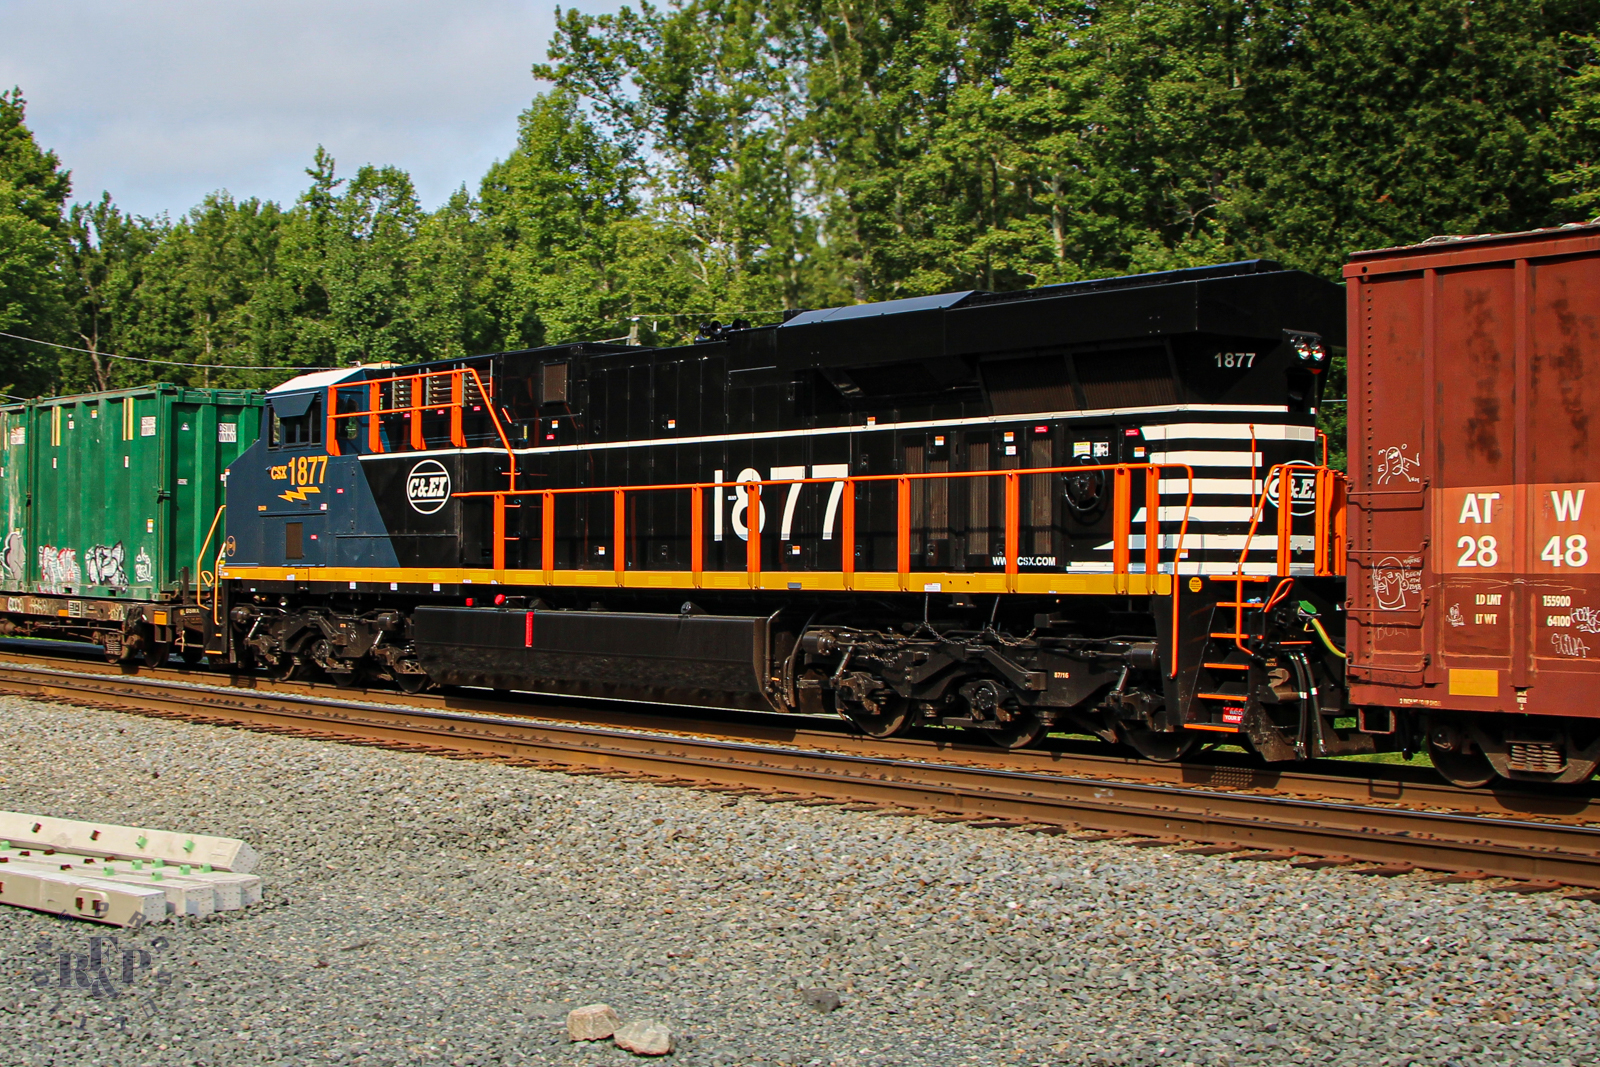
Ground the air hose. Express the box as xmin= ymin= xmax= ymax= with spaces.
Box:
xmin=1296 ymin=599 xmax=1348 ymax=660
xmin=1309 ymin=616 xmax=1347 ymax=660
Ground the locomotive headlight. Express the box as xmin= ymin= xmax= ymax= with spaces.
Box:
xmin=1286 ymin=330 xmax=1327 ymax=367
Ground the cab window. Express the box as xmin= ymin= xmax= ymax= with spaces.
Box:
xmin=268 ymin=394 xmax=323 ymax=449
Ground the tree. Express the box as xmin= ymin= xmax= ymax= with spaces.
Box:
xmin=1555 ymin=35 xmax=1600 ymax=215
xmin=63 ymin=194 xmax=162 ymax=390
xmin=0 ymin=89 xmax=70 ymax=397
xmin=540 ymin=0 xmax=840 ymax=323
xmin=478 ymin=91 xmax=651 ymax=347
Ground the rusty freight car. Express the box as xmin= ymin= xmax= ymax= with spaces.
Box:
xmin=1346 ymin=223 xmax=1600 ymax=785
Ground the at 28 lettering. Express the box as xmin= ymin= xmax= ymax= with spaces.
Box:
xmin=1456 ymin=535 xmax=1499 ymax=568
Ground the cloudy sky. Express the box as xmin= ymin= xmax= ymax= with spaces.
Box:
xmin=0 ymin=0 xmax=616 ymax=219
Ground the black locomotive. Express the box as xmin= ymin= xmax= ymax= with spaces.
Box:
xmin=208 ymin=260 xmax=1360 ymax=763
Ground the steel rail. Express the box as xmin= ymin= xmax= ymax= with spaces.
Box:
xmin=3 ymin=659 xmax=1600 ymax=887
xmin=0 ymin=647 xmax=1592 ymax=824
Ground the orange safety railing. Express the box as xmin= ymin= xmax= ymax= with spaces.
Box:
xmin=458 ymin=462 xmax=1196 ymax=675
xmin=325 ymin=367 xmax=518 ymax=490
xmin=1214 ymin=462 xmax=1347 ymax=655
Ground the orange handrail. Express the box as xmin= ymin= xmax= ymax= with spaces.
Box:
xmin=460 ymin=461 xmax=1197 ymax=674
xmin=326 ymin=366 xmax=518 ymax=491
xmin=1221 ymin=461 xmax=1347 ymax=654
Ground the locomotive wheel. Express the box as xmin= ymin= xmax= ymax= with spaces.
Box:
xmin=328 ymin=667 xmax=366 ymax=690
xmin=1120 ymin=726 xmax=1199 ymax=762
xmin=265 ymin=654 xmax=308 ymax=682
xmin=1428 ymin=740 xmax=1495 ymax=789
xmin=391 ymin=671 xmax=431 ymax=695
xmin=839 ymin=694 xmax=915 ymax=738
xmin=982 ymin=709 xmax=1047 ymax=750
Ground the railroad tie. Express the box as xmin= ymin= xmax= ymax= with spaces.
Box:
xmin=1490 ymin=880 xmax=1563 ymax=895
xmin=1174 ymin=844 xmax=1252 ymax=856
xmin=1349 ymin=864 xmax=1416 ymax=877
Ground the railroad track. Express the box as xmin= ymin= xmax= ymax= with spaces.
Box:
xmin=2 ymin=649 xmax=1600 ymax=891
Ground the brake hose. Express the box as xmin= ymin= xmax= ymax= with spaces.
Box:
xmin=1309 ymin=616 xmax=1347 ymax=660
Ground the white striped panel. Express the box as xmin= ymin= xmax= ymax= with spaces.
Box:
xmin=1132 ymin=506 xmax=1258 ymax=523
xmin=1103 ymin=534 xmax=1315 ymax=552
xmin=1141 ymin=423 xmax=1316 ymax=442
xmin=1146 ymin=450 xmax=1263 ymax=468
xmin=1157 ymin=478 xmax=1267 ymax=496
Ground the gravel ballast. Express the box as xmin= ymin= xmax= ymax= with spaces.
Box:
xmin=0 ymin=693 xmax=1594 ymax=1066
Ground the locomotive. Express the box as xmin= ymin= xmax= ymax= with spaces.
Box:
xmin=3 ymin=224 xmax=1598 ymax=788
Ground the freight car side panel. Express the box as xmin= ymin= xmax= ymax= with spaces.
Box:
xmin=1348 ymin=270 xmax=1429 ymax=681
xmin=15 ymin=387 xmax=260 ymax=602
xmin=1346 ymin=225 xmax=1600 ymax=717
xmin=0 ymin=405 xmax=26 ymax=593
xmin=1528 ymin=253 xmax=1600 ymax=681
xmin=1433 ymin=265 xmax=1518 ymax=674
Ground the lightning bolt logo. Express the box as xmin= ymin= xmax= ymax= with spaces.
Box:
xmin=278 ymin=485 xmax=322 ymax=503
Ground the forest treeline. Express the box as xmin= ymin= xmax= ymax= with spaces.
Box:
xmin=3 ymin=0 xmax=1600 ymax=401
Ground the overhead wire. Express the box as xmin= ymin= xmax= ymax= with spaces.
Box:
xmin=0 ymin=330 xmax=337 ymax=372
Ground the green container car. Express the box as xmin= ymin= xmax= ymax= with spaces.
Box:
xmin=0 ymin=385 xmax=261 ymax=657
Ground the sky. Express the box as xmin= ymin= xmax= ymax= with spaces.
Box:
xmin=0 ymin=0 xmax=616 ymax=220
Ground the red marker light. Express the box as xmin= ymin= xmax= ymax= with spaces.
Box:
xmin=494 ymin=594 xmax=506 ymax=606
xmin=465 ymin=598 xmax=474 ymax=607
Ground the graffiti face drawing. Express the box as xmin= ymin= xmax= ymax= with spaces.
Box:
xmin=1372 ymin=555 xmax=1423 ymax=611
xmin=1376 ymin=445 xmax=1421 ymax=487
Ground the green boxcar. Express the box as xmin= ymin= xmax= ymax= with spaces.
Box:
xmin=0 ymin=385 xmax=261 ymax=618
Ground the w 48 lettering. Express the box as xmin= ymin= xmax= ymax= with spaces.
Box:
xmin=1541 ymin=535 xmax=1589 ymax=568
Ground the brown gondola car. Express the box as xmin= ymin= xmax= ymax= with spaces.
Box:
xmin=1346 ymin=223 xmax=1600 ymax=785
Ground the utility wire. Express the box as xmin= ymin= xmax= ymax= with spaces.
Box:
xmin=0 ymin=330 xmax=336 ymax=372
